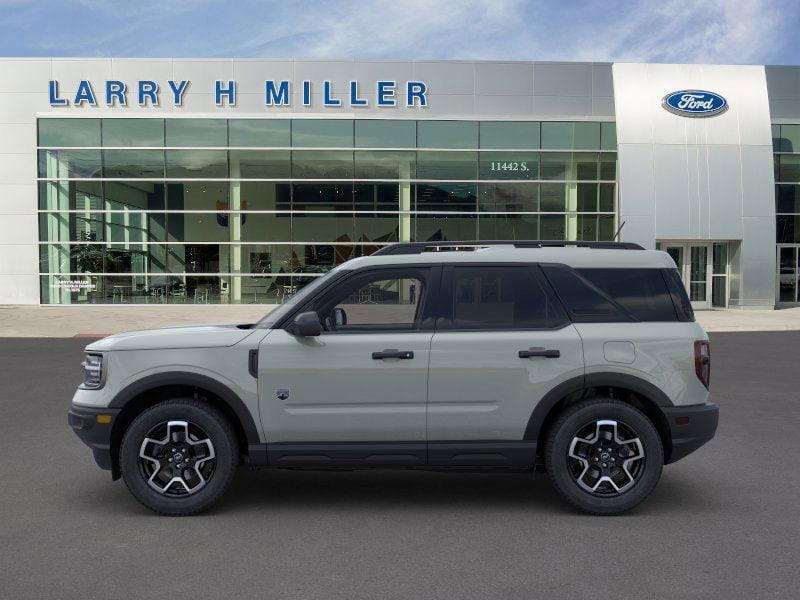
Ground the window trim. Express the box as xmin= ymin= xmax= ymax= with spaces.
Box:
xmin=435 ymin=262 xmax=571 ymax=333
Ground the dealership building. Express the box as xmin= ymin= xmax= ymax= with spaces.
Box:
xmin=0 ymin=58 xmax=798 ymax=309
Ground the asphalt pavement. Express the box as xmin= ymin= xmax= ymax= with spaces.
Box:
xmin=0 ymin=332 xmax=798 ymax=599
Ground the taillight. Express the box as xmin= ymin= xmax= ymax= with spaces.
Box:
xmin=694 ymin=340 xmax=710 ymax=389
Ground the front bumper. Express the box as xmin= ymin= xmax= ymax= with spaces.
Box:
xmin=663 ymin=402 xmax=719 ymax=464
xmin=68 ymin=405 xmax=121 ymax=471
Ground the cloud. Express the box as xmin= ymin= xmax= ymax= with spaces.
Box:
xmin=0 ymin=0 xmax=796 ymax=65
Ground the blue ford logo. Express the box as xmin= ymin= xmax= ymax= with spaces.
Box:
xmin=662 ymin=90 xmax=728 ymax=117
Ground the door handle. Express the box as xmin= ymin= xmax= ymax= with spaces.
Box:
xmin=372 ymin=349 xmax=414 ymax=360
xmin=519 ymin=347 xmax=560 ymax=359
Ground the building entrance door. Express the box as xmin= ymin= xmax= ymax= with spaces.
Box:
xmin=658 ymin=241 xmax=719 ymax=310
xmin=777 ymin=245 xmax=799 ymax=305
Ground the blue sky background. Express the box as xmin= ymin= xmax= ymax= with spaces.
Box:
xmin=1 ymin=0 xmax=798 ymax=64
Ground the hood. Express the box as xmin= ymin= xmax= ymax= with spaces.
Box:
xmin=85 ymin=323 xmax=257 ymax=352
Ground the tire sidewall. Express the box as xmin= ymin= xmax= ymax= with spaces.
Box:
xmin=120 ymin=400 xmax=238 ymax=515
xmin=547 ymin=401 xmax=663 ymax=515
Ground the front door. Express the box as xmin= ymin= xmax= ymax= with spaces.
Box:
xmin=257 ymin=266 xmax=438 ymax=465
xmin=426 ymin=265 xmax=584 ymax=466
xmin=661 ymin=242 xmax=713 ymax=309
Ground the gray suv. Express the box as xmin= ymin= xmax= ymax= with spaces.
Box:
xmin=68 ymin=241 xmax=718 ymax=515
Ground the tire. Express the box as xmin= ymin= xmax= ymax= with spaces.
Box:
xmin=545 ymin=398 xmax=663 ymax=515
xmin=120 ymin=399 xmax=239 ymax=516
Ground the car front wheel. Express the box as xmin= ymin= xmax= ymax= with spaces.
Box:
xmin=120 ymin=399 xmax=239 ymax=516
xmin=545 ymin=399 xmax=663 ymax=515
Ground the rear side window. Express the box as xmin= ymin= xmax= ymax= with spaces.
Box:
xmin=662 ymin=268 xmax=695 ymax=322
xmin=578 ymin=268 xmax=679 ymax=322
xmin=541 ymin=265 xmax=629 ymax=322
xmin=444 ymin=266 xmax=568 ymax=330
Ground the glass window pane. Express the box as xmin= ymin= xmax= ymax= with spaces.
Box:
xmin=539 ymin=183 xmax=566 ymax=211
xmin=355 ymin=120 xmax=416 ymax=148
xmin=414 ymin=213 xmax=476 ymax=241
xmin=167 ymin=244 xmax=230 ymax=273
xmin=39 ymin=119 xmax=100 ymax=147
xmin=479 ymin=122 xmax=540 ymax=149
xmin=292 ymin=183 xmax=354 ymax=211
xmin=450 ymin=266 xmax=567 ymax=330
xmin=575 ymin=153 xmax=599 ymax=180
xmin=165 ymin=276 xmax=228 ymax=304
xmin=598 ymin=215 xmax=615 ymax=240
xmin=577 ymin=214 xmax=598 ymax=240
xmin=229 ymin=119 xmax=290 ymax=147
xmin=355 ymin=213 xmax=400 ymax=243
xmin=540 ymin=214 xmax=566 ymax=239
xmin=416 ymin=151 xmax=477 ymax=179
xmin=102 ymin=119 xmax=164 ymax=147
xmin=599 ymin=183 xmax=615 ymax=212
xmin=415 ymin=183 xmax=477 ymax=212
xmin=713 ymin=243 xmax=728 ymax=275
xmin=579 ymin=268 xmax=678 ymax=321
xmin=39 ymin=180 xmax=104 ymax=210
xmin=292 ymin=213 xmax=354 ymax=242
xmin=541 ymin=122 xmax=573 ymax=150
xmin=241 ymin=212 xmax=291 ymax=242
xmin=577 ymin=183 xmax=598 ymax=211
xmin=417 ymin=121 xmax=478 ymax=149
xmin=477 ymin=214 xmax=539 ymax=239
xmin=778 ymin=155 xmax=800 ymax=182
xmin=167 ymin=182 xmax=229 ymax=211
xmin=165 ymin=119 xmax=227 ymax=147
xmin=103 ymin=149 xmax=164 ymax=178
xmin=104 ymin=213 xmax=165 ymax=243
xmin=327 ymin=275 xmax=424 ymax=330
xmin=168 ymin=213 xmax=230 ymax=242
xmin=479 ymin=152 xmax=539 ymax=179
xmin=354 ymin=183 xmax=401 ymax=211
xmin=540 ymin=152 xmax=570 ymax=180
xmin=239 ymin=181 xmax=291 ymax=211
xmin=780 ymin=125 xmax=800 ymax=153
xmin=292 ymin=150 xmax=353 ymax=178
xmin=772 ymin=124 xmax=781 ymax=152
xmin=39 ymin=212 xmax=105 ymax=243
xmin=600 ymin=153 xmax=616 ymax=180
xmin=776 ymin=184 xmax=800 ymax=213
xmin=600 ymin=122 xmax=617 ymax=151
xmin=478 ymin=183 xmax=538 ymax=212
xmin=777 ymin=216 xmax=800 ymax=243
xmin=105 ymin=181 xmax=165 ymax=210
xmin=291 ymin=120 xmax=353 ymax=147
xmin=229 ymin=150 xmax=290 ymax=179
xmin=165 ymin=150 xmax=227 ymax=178
xmin=38 ymin=149 xmax=102 ymax=178
xmin=354 ymin=151 xmax=415 ymax=179
xmin=574 ymin=122 xmax=601 ymax=150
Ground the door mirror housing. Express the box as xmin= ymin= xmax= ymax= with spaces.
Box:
xmin=289 ymin=311 xmax=322 ymax=337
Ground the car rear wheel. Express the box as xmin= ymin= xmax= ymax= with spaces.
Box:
xmin=120 ymin=399 xmax=239 ymax=516
xmin=545 ymin=399 xmax=663 ymax=515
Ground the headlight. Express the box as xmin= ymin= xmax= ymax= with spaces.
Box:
xmin=81 ymin=353 xmax=104 ymax=389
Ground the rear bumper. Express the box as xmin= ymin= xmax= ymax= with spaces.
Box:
xmin=663 ymin=402 xmax=719 ymax=464
xmin=68 ymin=405 xmax=121 ymax=471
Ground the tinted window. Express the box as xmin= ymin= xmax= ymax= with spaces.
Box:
xmin=542 ymin=265 xmax=628 ymax=322
xmin=662 ymin=268 xmax=695 ymax=322
xmin=447 ymin=266 xmax=567 ymax=330
xmin=578 ymin=268 xmax=678 ymax=321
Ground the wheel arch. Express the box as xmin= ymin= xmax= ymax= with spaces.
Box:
xmin=525 ymin=373 xmax=674 ymax=465
xmin=108 ymin=372 xmax=261 ymax=480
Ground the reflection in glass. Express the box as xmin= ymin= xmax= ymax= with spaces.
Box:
xmin=165 ymin=119 xmax=227 ymax=147
xmin=292 ymin=183 xmax=354 ymax=211
xmin=354 ymin=151 xmax=415 ymax=179
xmin=478 ymin=183 xmax=538 ymax=212
xmin=415 ymin=183 xmax=477 ymax=212
xmin=414 ymin=213 xmax=477 ymax=241
xmin=477 ymin=214 xmax=538 ymax=240
xmin=229 ymin=120 xmax=290 ymax=147
xmin=292 ymin=120 xmax=353 ymax=147
xmin=38 ymin=149 xmax=102 ymax=178
xmin=103 ymin=149 xmax=164 ymax=178
xmin=229 ymin=150 xmax=290 ymax=179
xmin=39 ymin=181 xmax=103 ymax=210
xmin=167 ymin=182 xmax=229 ymax=211
xmin=166 ymin=150 xmax=228 ymax=178
xmin=479 ymin=122 xmax=540 ymax=149
xmin=102 ymin=119 xmax=164 ymax=147
xmin=417 ymin=121 xmax=478 ymax=149
xmin=292 ymin=150 xmax=353 ymax=179
xmin=39 ymin=119 xmax=100 ymax=147
xmin=416 ymin=151 xmax=477 ymax=180
xmin=355 ymin=120 xmax=416 ymax=148
xmin=292 ymin=213 xmax=355 ymax=242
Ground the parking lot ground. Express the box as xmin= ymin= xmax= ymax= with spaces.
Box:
xmin=0 ymin=332 xmax=799 ymax=600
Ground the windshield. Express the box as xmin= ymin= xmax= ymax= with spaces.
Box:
xmin=257 ymin=268 xmax=344 ymax=328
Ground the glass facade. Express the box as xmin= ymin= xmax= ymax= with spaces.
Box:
xmin=774 ymin=124 xmax=800 ymax=303
xmin=37 ymin=118 xmax=617 ymax=304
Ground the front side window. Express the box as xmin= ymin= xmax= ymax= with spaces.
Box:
xmin=445 ymin=266 xmax=567 ymax=330
xmin=316 ymin=269 xmax=429 ymax=332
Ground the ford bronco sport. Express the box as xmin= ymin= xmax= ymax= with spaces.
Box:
xmin=68 ymin=241 xmax=718 ymax=515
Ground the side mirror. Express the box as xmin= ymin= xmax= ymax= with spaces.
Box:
xmin=289 ymin=311 xmax=322 ymax=337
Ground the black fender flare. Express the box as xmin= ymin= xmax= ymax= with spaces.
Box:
xmin=523 ymin=372 xmax=673 ymax=441
xmin=109 ymin=371 xmax=261 ymax=445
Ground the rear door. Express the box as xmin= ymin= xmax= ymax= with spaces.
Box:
xmin=426 ymin=264 xmax=584 ymax=464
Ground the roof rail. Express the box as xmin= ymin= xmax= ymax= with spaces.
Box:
xmin=371 ymin=240 xmax=645 ymax=256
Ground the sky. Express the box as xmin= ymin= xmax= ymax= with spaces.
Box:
xmin=0 ymin=0 xmax=798 ymax=65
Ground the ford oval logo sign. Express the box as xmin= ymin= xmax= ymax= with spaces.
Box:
xmin=662 ymin=90 xmax=728 ymax=117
